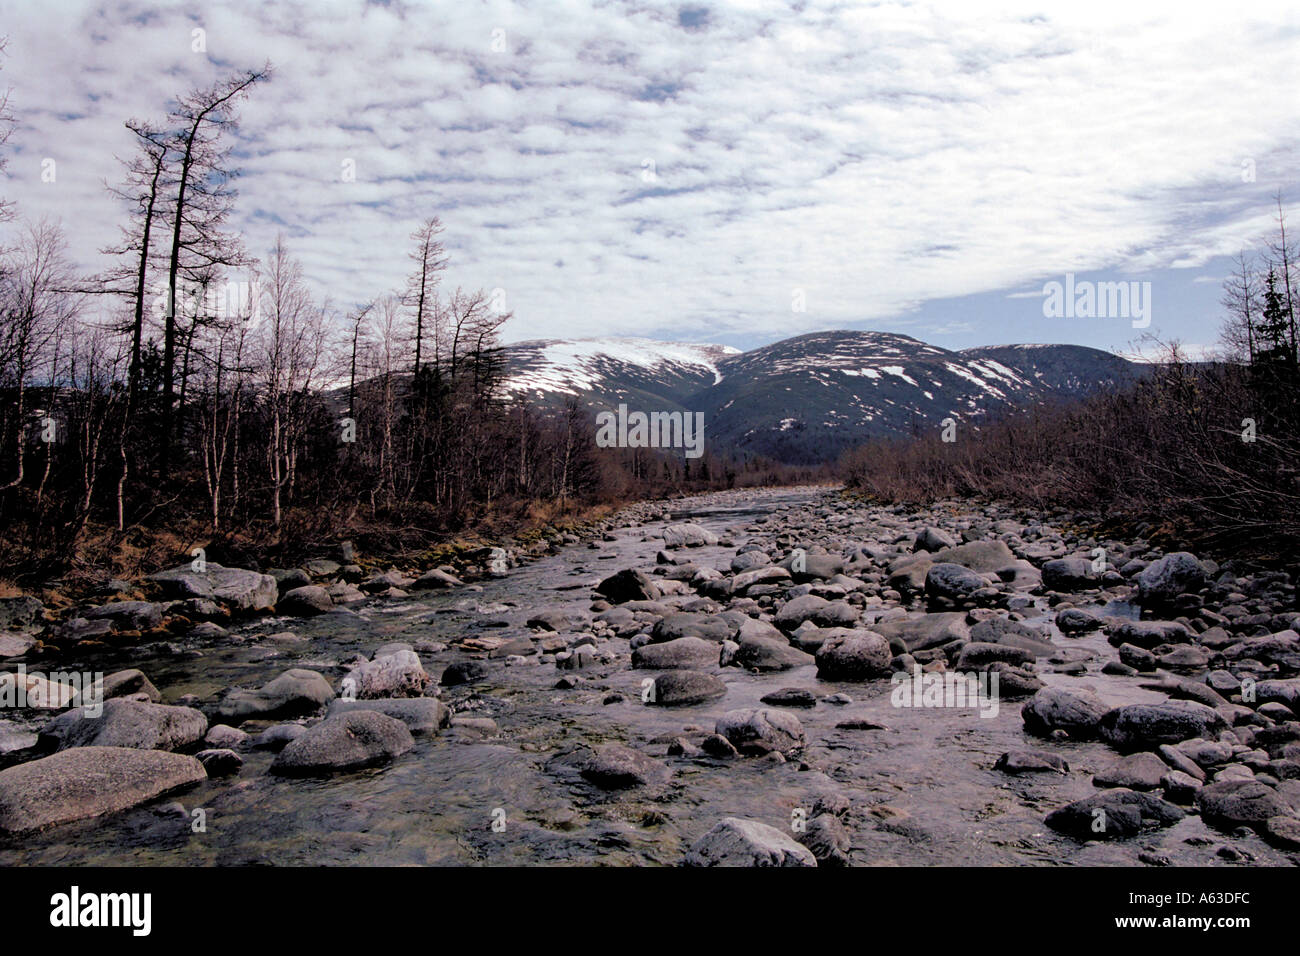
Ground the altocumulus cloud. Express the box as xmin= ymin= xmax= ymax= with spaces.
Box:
xmin=0 ymin=0 xmax=1297 ymax=345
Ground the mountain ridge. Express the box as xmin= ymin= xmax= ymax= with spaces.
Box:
xmin=499 ymin=330 xmax=1144 ymax=464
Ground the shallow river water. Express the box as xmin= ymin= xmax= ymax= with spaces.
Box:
xmin=1 ymin=488 xmax=1292 ymax=866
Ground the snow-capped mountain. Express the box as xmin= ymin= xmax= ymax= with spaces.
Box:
xmin=500 ymin=332 xmax=1143 ymax=464
xmin=958 ymin=343 xmax=1149 ymax=397
xmin=501 ymin=337 xmax=740 ymax=412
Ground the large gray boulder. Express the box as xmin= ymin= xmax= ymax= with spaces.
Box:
xmin=1196 ymin=779 xmax=1290 ymax=830
xmin=1137 ymin=552 xmax=1208 ymax=605
xmin=82 ymin=600 xmax=164 ymax=631
xmin=277 ymin=585 xmax=334 ymax=616
xmin=1021 ymin=687 xmax=1111 ymax=740
xmin=715 ymin=708 xmax=806 ymax=756
xmin=270 ymin=711 xmax=414 ymax=776
xmin=326 ymin=697 xmax=450 ymax=734
xmin=872 ymin=612 xmax=970 ymax=652
xmin=342 ymin=649 xmax=429 ymax=699
xmin=731 ymin=566 xmax=792 ymax=593
xmin=645 ymin=670 xmax=727 ymax=706
xmin=650 ymin=612 xmax=734 ymax=644
xmin=39 ymin=699 xmax=207 ymax=753
xmin=913 ymin=527 xmax=956 ymax=552
xmin=596 ymin=569 xmax=662 ymax=603
xmin=632 ymin=636 xmax=720 ymax=670
xmin=663 ymin=523 xmax=718 ymax=548
xmin=0 ymin=746 xmax=207 ymax=834
xmin=148 ymin=563 xmax=278 ymax=613
xmin=685 ymin=817 xmax=817 ymax=867
xmin=1045 ymin=788 xmax=1184 ymax=840
xmin=1098 ymin=701 xmax=1227 ymax=752
xmin=214 ymin=668 xmax=334 ymax=723
xmin=733 ymin=632 xmax=815 ymax=672
xmin=815 ymin=629 xmax=892 ymax=680
xmin=925 ymin=563 xmax=987 ymax=601
xmin=1041 ymin=558 xmax=1099 ymax=592
xmin=774 ymin=595 xmax=831 ymax=631
xmin=579 ymin=743 xmax=671 ymax=788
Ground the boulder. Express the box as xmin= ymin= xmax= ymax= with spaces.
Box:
xmin=277 ymin=585 xmax=334 ymax=616
xmin=924 ymin=563 xmax=987 ymax=601
xmin=148 ymin=563 xmax=278 ymax=613
xmin=214 ymin=668 xmax=334 ymax=723
xmin=914 ymin=527 xmax=956 ymax=552
xmin=326 ymin=697 xmax=450 ymax=734
xmin=1093 ymin=752 xmax=1168 ymax=790
xmin=994 ymin=750 xmax=1069 ymax=774
xmin=39 ymin=699 xmax=207 ymax=753
xmin=0 ymin=747 xmax=206 ymax=834
xmin=733 ymin=633 xmax=815 ymax=672
xmin=412 ymin=568 xmax=463 ymax=590
xmin=685 ymin=817 xmax=817 ymax=867
xmin=1041 ymin=558 xmax=1099 ymax=592
xmin=632 ymin=636 xmax=720 ymax=670
xmin=595 ymin=569 xmax=662 ymax=603
xmin=662 ymin=523 xmax=718 ymax=548
xmin=650 ymin=612 xmax=733 ymax=643
xmin=1045 ymin=788 xmax=1184 ymax=840
xmin=872 ymin=612 xmax=970 ymax=652
xmin=715 ymin=708 xmax=806 ymax=756
xmin=731 ymin=566 xmax=792 ymax=593
xmin=579 ymin=743 xmax=671 ymax=788
xmin=1021 ymin=687 xmax=1111 ymax=740
xmin=1098 ymin=701 xmax=1227 ymax=752
xmin=82 ymin=600 xmax=163 ymax=631
xmin=1137 ymin=552 xmax=1208 ymax=605
xmin=646 ymin=670 xmax=727 ymax=706
xmin=270 ymin=711 xmax=414 ymax=776
xmin=774 ymin=594 xmax=831 ymax=631
xmin=342 ymin=650 xmax=429 ymax=699
xmin=815 ymin=629 xmax=892 ymax=680
xmin=1196 ymin=779 xmax=1290 ymax=830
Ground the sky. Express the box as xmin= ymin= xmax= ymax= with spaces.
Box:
xmin=1 ymin=0 xmax=1298 ymax=359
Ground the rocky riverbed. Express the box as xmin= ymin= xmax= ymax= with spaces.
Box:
xmin=1 ymin=485 xmax=1298 ymax=866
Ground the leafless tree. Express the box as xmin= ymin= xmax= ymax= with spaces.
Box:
xmin=0 ymin=220 xmax=81 ymax=492
xmin=159 ymin=63 xmax=272 ymax=471
xmin=404 ymin=217 xmax=448 ymax=374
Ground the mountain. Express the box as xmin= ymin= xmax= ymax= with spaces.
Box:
xmin=501 ymin=337 xmax=740 ymax=412
xmin=499 ymin=331 xmax=1145 ymax=464
xmin=958 ymin=343 xmax=1150 ymax=397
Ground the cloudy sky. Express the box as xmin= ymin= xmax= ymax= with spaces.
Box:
xmin=2 ymin=0 xmax=1298 ymax=356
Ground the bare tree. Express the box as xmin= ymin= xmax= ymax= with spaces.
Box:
xmin=0 ymin=220 xmax=81 ymax=492
xmin=0 ymin=37 xmax=15 ymax=226
xmin=252 ymin=235 xmax=328 ymax=530
xmin=1220 ymin=251 xmax=1259 ymax=363
xmin=404 ymin=217 xmax=448 ymax=375
xmin=159 ymin=63 xmax=272 ymax=472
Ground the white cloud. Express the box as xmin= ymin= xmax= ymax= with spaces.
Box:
xmin=0 ymin=0 xmax=1296 ymax=347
